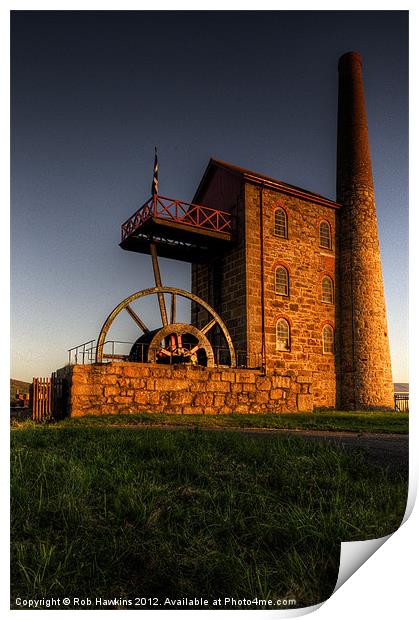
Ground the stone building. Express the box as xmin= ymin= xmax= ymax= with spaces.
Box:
xmin=57 ymin=52 xmax=394 ymax=416
xmin=191 ymin=160 xmax=340 ymax=410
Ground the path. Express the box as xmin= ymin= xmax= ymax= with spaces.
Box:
xmin=109 ymin=423 xmax=409 ymax=476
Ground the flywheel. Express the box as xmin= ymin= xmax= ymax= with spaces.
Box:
xmin=95 ymin=286 xmax=236 ymax=368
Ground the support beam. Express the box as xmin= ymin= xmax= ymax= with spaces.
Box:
xmin=150 ymin=242 xmax=168 ymax=326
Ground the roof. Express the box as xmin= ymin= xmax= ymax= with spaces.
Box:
xmin=193 ymin=158 xmax=341 ymax=210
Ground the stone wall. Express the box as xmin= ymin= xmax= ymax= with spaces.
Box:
xmin=59 ymin=362 xmax=316 ymax=417
xmin=244 ymin=183 xmax=339 ymax=409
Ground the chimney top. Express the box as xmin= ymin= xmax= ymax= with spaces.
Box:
xmin=338 ymin=51 xmax=363 ymax=70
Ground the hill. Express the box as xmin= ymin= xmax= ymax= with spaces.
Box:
xmin=10 ymin=379 xmax=31 ymax=406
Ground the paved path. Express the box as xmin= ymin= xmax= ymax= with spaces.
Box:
xmin=112 ymin=424 xmax=409 ymax=476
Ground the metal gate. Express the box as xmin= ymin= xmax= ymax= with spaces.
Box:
xmin=51 ymin=373 xmax=68 ymax=420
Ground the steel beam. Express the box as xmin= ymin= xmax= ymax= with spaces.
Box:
xmin=150 ymin=242 xmax=168 ymax=326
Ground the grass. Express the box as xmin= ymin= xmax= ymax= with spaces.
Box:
xmin=19 ymin=410 xmax=409 ymax=434
xmin=11 ymin=425 xmax=408 ymax=609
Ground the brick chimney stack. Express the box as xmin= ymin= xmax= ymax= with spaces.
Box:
xmin=337 ymin=51 xmax=394 ymax=409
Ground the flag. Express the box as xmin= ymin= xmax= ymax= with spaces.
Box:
xmin=151 ymin=147 xmax=158 ymax=196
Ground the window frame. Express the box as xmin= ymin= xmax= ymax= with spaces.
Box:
xmin=275 ymin=266 xmax=289 ymax=296
xmin=322 ymin=324 xmax=334 ymax=354
xmin=276 ymin=318 xmax=291 ymax=351
xmin=321 ymin=276 xmax=334 ymax=304
xmin=274 ymin=207 xmax=288 ymax=239
xmin=319 ymin=220 xmax=332 ymax=249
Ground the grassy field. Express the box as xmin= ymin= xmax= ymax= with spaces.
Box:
xmin=22 ymin=410 xmax=409 ymax=434
xmin=11 ymin=424 xmax=408 ymax=610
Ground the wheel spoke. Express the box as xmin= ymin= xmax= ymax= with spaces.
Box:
xmin=201 ymin=318 xmax=217 ymax=334
xmin=125 ymin=304 xmax=150 ymax=333
xmin=170 ymin=293 xmax=176 ymax=324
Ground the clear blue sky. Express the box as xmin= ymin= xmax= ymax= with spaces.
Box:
xmin=10 ymin=10 xmax=408 ymax=382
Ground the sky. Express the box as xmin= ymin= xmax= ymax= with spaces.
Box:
xmin=10 ymin=10 xmax=409 ymax=382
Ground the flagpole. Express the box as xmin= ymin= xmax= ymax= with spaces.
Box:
xmin=149 ymin=147 xmax=168 ymax=326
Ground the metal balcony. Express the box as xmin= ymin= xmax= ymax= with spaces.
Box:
xmin=120 ymin=195 xmax=234 ymax=262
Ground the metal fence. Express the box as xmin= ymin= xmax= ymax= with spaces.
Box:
xmin=68 ymin=340 xmax=96 ymax=365
xmin=394 ymin=393 xmax=409 ymax=412
xmin=68 ymin=339 xmax=262 ymax=370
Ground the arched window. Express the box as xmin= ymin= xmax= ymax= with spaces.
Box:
xmin=323 ymin=325 xmax=334 ymax=354
xmin=276 ymin=319 xmax=290 ymax=351
xmin=322 ymin=276 xmax=334 ymax=304
xmin=319 ymin=220 xmax=332 ymax=249
xmin=274 ymin=208 xmax=288 ymax=238
xmin=275 ymin=266 xmax=289 ymax=296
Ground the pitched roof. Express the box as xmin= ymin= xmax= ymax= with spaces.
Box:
xmin=193 ymin=158 xmax=341 ymax=209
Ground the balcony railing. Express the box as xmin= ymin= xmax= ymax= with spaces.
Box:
xmin=121 ymin=195 xmax=233 ymax=242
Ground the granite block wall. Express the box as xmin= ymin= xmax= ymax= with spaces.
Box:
xmin=57 ymin=362 xmax=317 ymax=416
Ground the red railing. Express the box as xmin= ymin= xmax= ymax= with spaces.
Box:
xmin=121 ymin=195 xmax=233 ymax=242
